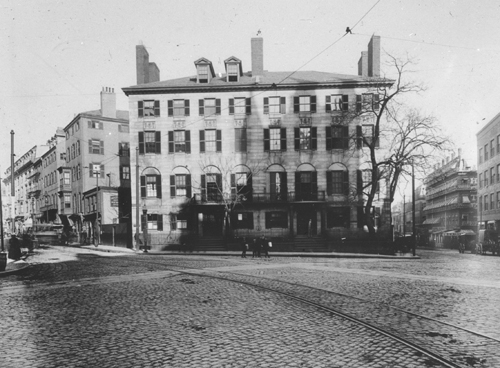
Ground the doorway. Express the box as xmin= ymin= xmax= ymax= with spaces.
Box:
xmin=297 ymin=208 xmax=316 ymax=236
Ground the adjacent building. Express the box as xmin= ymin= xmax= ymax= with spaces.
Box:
xmin=123 ymin=36 xmax=394 ymax=251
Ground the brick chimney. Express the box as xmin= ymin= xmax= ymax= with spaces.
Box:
xmin=136 ymin=45 xmax=160 ymax=84
xmin=251 ymin=37 xmax=264 ymax=78
xmin=358 ymin=51 xmax=368 ymax=77
xmin=100 ymin=87 xmax=116 ymax=118
xmin=368 ymin=35 xmax=380 ymax=77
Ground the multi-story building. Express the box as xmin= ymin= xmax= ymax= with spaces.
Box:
xmin=123 ymin=36 xmax=393 ymax=251
xmin=392 ymin=184 xmax=426 ymax=236
xmin=477 ymin=112 xmax=500 ymax=230
xmin=61 ymin=87 xmax=131 ymax=246
xmin=423 ymin=149 xmax=477 ymax=247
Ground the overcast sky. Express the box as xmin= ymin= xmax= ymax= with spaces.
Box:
xmin=1 ymin=0 xmax=499 ymax=192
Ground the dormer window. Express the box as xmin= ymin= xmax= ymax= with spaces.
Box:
xmin=194 ymin=58 xmax=215 ymax=84
xmin=198 ymin=65 xmax=209 ymax=83
xmin=224 ymin=57 xmax=242 ymax=82
xmin=227 ymin=64 xmax=238 ymax=82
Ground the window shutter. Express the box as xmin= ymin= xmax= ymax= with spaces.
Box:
xmin=326 ymin=172 xmax=332 ymax=195
xmin=263 ymin=129 xmax=270 ymax=151
xmin=157 ymin=214 xmax=163 ymax=231
xmin=100 ymin=140 xmax=104 ymax=155
xmin=184 ymin=100 xmax=190 ymax=116
xmin=326 ymin=127 xmax=332 ymax=151
xmin=270 ymin=172 xmax=276 ymax=196
xmin=311 ymin=127 xmax=317 ymax=150
xmin=200 ymin=130 xmax=205 ymax=152
xmin=293 ymin=96 xmax=300 ymax=113
xmin=281 ymin=172 xmax=288 ymax=199
xmin=357 ymin=206 xmax=365 ymax=228
xmin=356 ymin=95 xmax=362 ymax=112
xmin=265 ymin=212 xmax=271 ymax=229
xmin=294 ymin=128 xmax=300 ymax=150
xmin=263 ymin=97 xmax=269 ymax=114
xmin=100 ymin=165 xmax=104 ymax=178
xmin=280 ymin=97 xmax=286 ymax=114
xmin=155 ymin=131 xmax=161 ymax=154
xmin=342 ymin=95 xmax=349 ymax=111
xmin=156 ymin=175 xmax=162 ymax=198
xmin=373 ymin=94 xmax=379 ymax=110
xmin=216 ymin=130 xmax=222 ymax=152
xmin=140 ymin=176 xmax=146 ymax=198
xmin=185 ymin=130 xmax=191 ymax=153
xmin=312 ymin=171 xmax=318 ymax=197
xmin=88 ymin=121 xmax=92 ymax=128
xmin=246 ymin=98 xmax=251 ymax=114
xmin=118 ymin=143 xmax=122 ymax=156
xmin=229 ymin=99 xmax=234 ymax=115
xmin=154 ymin=100 xmax=160 ymax=116
xmin=310 ymin=96 xmax=316 ymax=113
xmin=281 ymin=128 xmax=287 ymax=151
xmin=343 ymin=126 xmax=349 ymax=149
xmin=295 ymin=172 xmax=301 ymax=200
xmin=138 ymin=101 xmax=144 ymax=117
xmin=186 ymin=175 xmax=191 ymax=197
xmin=199 ymin=99 xmax=204 ymax=116
xmin=170 ymin=175 xmax=176 ymax=197
xmin=88 ymin=139 xmax=92 ymax=154
xmin=343 ymin=170 xmax=349 ymax=195
xmin=168 ymin=131 xmax=174 ymax=153
xmin=230 ymin=174 xmax=236 ymax=196
xmin=356 ymin=126 xmax=363 ymax=149
xmin=325 ymin=95 xmax=331 ymax=112
xmin=216 ymin=174 xmax=222 ymax=191
xmin=201 ymin=175 xmax=206 ymax=199
xmin=215 ymin=99 xmax=221 ymax=115
xmin=138 ymin=132 xmax=145 ymax=154
xmin=168 ymin=100 xmax=173 ymax=116
xmin=357 ymin=170 xmax=363 ymax=196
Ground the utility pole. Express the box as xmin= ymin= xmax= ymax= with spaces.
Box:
xmin=0 ymin=166 xmax=5 ymax=252
xmin=10 ymin=130 xmax=15 ymax=234
xmin=135 ymin=147 xmax=140 ymax=251
xmin=95 ymin=167 xmax=100 ymax=246
xmin=412 ymin=160 xmax=416 ymax=256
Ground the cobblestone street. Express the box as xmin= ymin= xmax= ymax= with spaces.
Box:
xmin=1 ymin=246 xmax=499 ymax=367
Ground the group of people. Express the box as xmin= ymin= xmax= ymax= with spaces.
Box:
xmin=241 ymin=236 xmax=271 ymax=259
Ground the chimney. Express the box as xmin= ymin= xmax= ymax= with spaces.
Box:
xmin=251 ymin=37 xmax=264 ymax=77
xmin=358 ymin=51 xmax=368 ymax=77
xmin=136 ymin=45 xmax=150 ymax=84
xmin=368 ymin=35 xmax=380 ymax=77
xmin=101 ymin=87 xmax=116 ymax=119
xmin=149 ymin=62 xmax=160 ymax=83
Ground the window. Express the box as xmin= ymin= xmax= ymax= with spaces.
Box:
xmin=326 ymin=95 xmax=348 ymax=112
xmin=264 ymin=128 xmax=287 ymax=151
xmin=356 ymin=93 xmax=380 ymax=112
xmin=140 ymin=174 xmax=162 ymax=198
xmin=485 ymin=144 xmax=489 ymax=160
xmin=75 ymin=122 xmax=79 ymax=131
xmin=231 ymin=172 xmax=252 ymax=201
xmin=327 ymin=207 xmax=350 ymax=228
xmin=229 ymin=97 xmax=251 ymax=115
xmin=485 ymin=170 xmax=489 ymax=186
xmin=138 ymin=100 xmax=160 ymax=117
xmin=497 ymin=192 xmax=500 ymax=210
xmin=168 ymin=99 xmax=190 ymax=117
xmin=357 ymin=125 xmax=377 ymax=148
xmin=497 ymin=136 xmax=500 ymax=155
xmin=270 ymin=172 xmax=287 ymax=201
xmin=485 ymin=195 xmax=489 ymax=211
xmin=479 ymin=148 xmax=483 ymax=164
xmin=121 ymin=166 xmax=130 ymax=180
xmin=119 ymin=142 xmax=130 ymax=157
xmin=118 ymin=124 xmax=129 ymax=133
xmin=265 ymin=211 xmax=288 ymax=228
xmin=491 ymin=193 xmax=495 ymax=210
xmin=293 ymin=96 xmax=316 ymax=113
xmin=168 ymin=131 xmax=191 ymax=153
xmin=294 ymin=127 xmax=317 ymax=151
xmin=200 ymin=130 xmax=221 ymax=152
xmin=227 ymin=63 xmax=239 ymax=82
xmin=491 ymin=139 xmax=495 ymax=158
xmin=71 ymin=145 xmax=75 ymax=160
xmin=295 ymin=171 xmax=317 ymax=201
xmin=479 ymin=173 xmax=483 ymax=188
xmin=170 ymin=214 xmax=187 ymax=230
xmin=64 ymin=194 xmax=71 ymax=208
xmin=63 ymin=171 xmax=70 ymax=185
xmin=89 ymin=164 xmax=104 ymax=178
xmin=88 ymin=139 xmax=104 ymax=155
xmin=88 ymin=120 xmax=103 ymax=129
xmin=264 ymin=96 xmax=286 ymax=114
xmin=139 ymin=131 xmax=161 ymax=154
xmin=198 ymin=65 xmax=209 ymax=83
xmin=491 ymin=167 xmax=495 ymax=185
xmin=67 ymin=148 xmax=70 ymax=163
xmin=327 ymin=170 xmax=349 ymax=195
xmin=76 ymin=141 xmax=80 ymax=156
xmin=142 ymin=214 xmax=163 ymax=231
xmin=233 ymin=212 xmax=254 ymax=229
xmin=235 ymin=129 xmax=247 ymax=152
xmin=201 ymin=173 xmax=222 ymax=202
xmin=77 ymin=165 xmax=81 ymax=180
xmin=326 ymin=125 xmax=349 ymax=150
xmin=199 ymin=98 xmax=221 ymax=116
xmin=65 ymin=131 xmax=70 ymax=140
xmin=170 ymin=174 xmax=192 ymax=197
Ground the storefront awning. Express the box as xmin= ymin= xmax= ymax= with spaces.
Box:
xmin=423 ymin=218 xmax=441 ymax=225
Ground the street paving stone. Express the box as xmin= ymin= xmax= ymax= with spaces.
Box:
xmin=1 ymin=246 xmax=499 ymax=367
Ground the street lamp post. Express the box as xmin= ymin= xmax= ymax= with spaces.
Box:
xmin=142 ymin=205 xmax=148 ymax=253
xmin=94 ymin=168 xmax=100 ymax=247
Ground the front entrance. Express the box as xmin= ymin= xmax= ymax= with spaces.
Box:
xmin=202 ymin=213 xmax=223 ymax=236
xmin=297 ymin=209 xmax=317 ymax=236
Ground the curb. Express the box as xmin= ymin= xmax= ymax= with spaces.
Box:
xmin=0 ymin=261 xmax=31 ymax=277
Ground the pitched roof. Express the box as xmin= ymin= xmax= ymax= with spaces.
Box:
xmin=80 ymin=109 xmax=129 ymax=121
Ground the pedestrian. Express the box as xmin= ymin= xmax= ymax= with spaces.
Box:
xmin=252 ymin=238 xmax=259 ymax=258
xmin=8 ymin=234 xmax=22 ymax=261
xmin=261 ymin=235 xmax=271 ymax=259
xmin=241 ymin=237 xmax=247 ymax=258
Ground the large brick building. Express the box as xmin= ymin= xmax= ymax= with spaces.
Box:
xmin=123 ymin=36 xmax=393 ymax=251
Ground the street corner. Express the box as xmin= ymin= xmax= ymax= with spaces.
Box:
xmin=0 ymin=258 xmax=30 ymax=277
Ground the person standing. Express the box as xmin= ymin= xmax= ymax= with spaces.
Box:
xmin=252 ymin=237 xmax=259 ymax=258
xmin=262 ymin=235 xmax=270 ymax=259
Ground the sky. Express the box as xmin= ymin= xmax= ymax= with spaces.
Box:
xmin=1 ymin=0 xmax=500 ymax=194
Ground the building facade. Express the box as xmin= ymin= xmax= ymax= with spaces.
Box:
xmin=422 ymin=149 xmax=477 ymax=247
xmin=61 ymin=87 xmax=131 ymax=246
xmin=123 ymin=36 xmax=393 ymax=251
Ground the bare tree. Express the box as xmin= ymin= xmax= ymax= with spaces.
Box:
xmin=357 ymin=54 xmax=450 ymax=236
